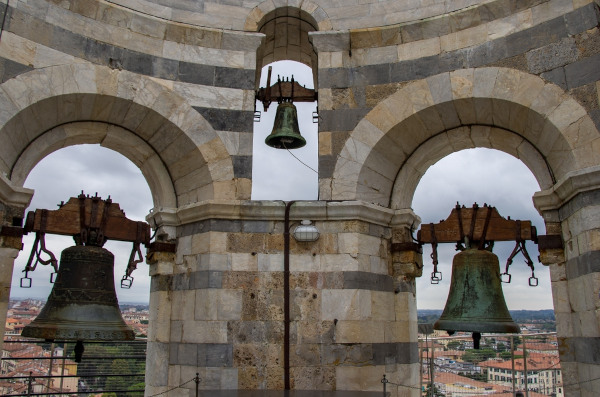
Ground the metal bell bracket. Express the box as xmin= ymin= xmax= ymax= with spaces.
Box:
xmin=21 ymin=210 xmax=59 ymax=287
xmin=22 ymin=192 xmax=152 ymax=288
xmin=429 ymin=223 xmax=442 ymax=284
xmin=122 ymin=241 xmax=143 ymax=289
xmin=418 ymin=203 xmax=538 ymax=284
xmin=501 ymin=220 xmax=538 ymax=286
xmin=121 ymin=222 xmax=146 ymax=289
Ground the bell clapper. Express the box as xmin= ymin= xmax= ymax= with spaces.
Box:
xmin=472 ymin=332 xmax=481 ymax=349
xmin=74 ymin=340 xmax=85 ymax=363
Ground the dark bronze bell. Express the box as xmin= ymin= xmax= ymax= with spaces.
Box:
xmin=434 ymin=248 xmax=519 ymax=347
xmin=265 ymin=101 xmax=306 ymax=149
xmin=22 ymin=245 xmax=135 ymax=343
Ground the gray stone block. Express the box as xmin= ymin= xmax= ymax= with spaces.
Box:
xmin=169 ymin=342 xmax=179 ymax=364
xmin=205 ymin=344 xmax=233 ymax=367
xmin=565 ymin=53 xmax=600 ymax=89
xmin=0 ymin=57 xmax=33 ymax=83
xmin=121 ymin=50 xmax=154 ymax=76
xmin=390 ymin=55 xmax=441 ymax=82
xmin=242 ymin=220 xmax=273 ymax=233
xmin=397 ymin=341 xmax=419 ymax=364
xmin=178 ymin=61 xmax=216 ymax=85
xmin=319 ymin=108 xmax=369 ymax=132
xmin=561 ymin=336 xmax=600 ymax=364
xmin=209 ymin=219 xmax=243 ymax=233
xmin=465 ymin=38 xmax=509 ymax=68
xmin=541 ymin=68 xmax=567 ymax=89
xmin=558 ymin=189 xmax=600 ymax=220
xmin=526 ymin=38 xmax=579 ymax=75
xmin=153 ymin=57 xmax=180 ymax=80
xmin=173 ymin=272 xmax=191 ymax=291
xmin=215 ymin=67 xmax=255 ymax=90
xmin=350 ymin=64 xmax=390 ymax=86
xmin=506 ymin=17 xmax=568 ymax=58
xmin=318 ymin=68 xmax=351 ymax=89
xmin=439 ymin=51 xmax=467 ymax=73
xmin=565 ymin=250 xmax=600 ymax=280
xmin=318 ymin=155 xmax=336 ymax=179
xmin=372 ymin=343 xmax=397 ymax=365
xmin=150 ymin=274 xmax=172 ymax=292
xmin=178 ymin=343 xmax=198 ymax=366
xmin=232 ymin=155 xmax=252 ymax=178
xmin=208 ymin=271 xmax=223 ymax=288
xmin=55 ymin=27 xmax=88 ymax=59
xmin=193 ymin=107 xmax=254 ymax=132
xmin=193 ymin=271 xmax=209 ymax=289
xmin=343 ymin=271 xmax=393 ymax=292
xmin=564 ymin=3 xmax=600 ymax=36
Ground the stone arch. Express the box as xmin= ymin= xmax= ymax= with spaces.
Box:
xmin=244 ymin=0 xmax=332 ymax=33
xmin=11 ymin=121 xmax=175 ymax=210
xmin=0 ymin=63 xmax=240 ymax=209
xmin=326 ymin=67 xmax=600 ymax=208
xmin=245 ymin=0 xmax=331 ymax=88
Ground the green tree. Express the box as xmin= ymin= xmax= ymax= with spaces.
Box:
xmin=447 ymin=340 xmax=463 ymax=350
xmin=462 ymin=348 xmax=496 ymax=363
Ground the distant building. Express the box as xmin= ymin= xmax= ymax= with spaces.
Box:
xmin=481 ymin=354 xmax=563 ymax=397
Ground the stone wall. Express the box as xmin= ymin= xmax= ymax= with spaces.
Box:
xmin=0 ymin=0 xmax=599 ymax=396
xmin=145 ymin=201 xmax=421 ymax=395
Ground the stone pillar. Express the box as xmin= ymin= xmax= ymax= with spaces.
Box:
xmin=0 ymin=243 xmax=20 ymax=351
xmin=534 ymin=167 xmax=600 ymax=397
xmin=147 ymin=201 xmax=424 ymax=396
xmin=390 ymin=212 xmax=422 ymax=397
xmin=0 ymin=175 xmax=33 ymax=351
xmin=145 ymin=242 xmax=176 ymax=397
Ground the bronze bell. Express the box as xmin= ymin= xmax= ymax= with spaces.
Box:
xmin=265 ymin=101 xmax=306 ymax=149
xmin=434 ymin=248 xmax=519 ymax=348
xmin=22 ymin=245 xmax=135 ymax=344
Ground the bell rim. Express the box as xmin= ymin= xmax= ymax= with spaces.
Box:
xmin=434 ymin=319 xmax=521 ymax=334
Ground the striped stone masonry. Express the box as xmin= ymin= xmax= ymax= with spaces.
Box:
xmin=143 ymin=201 xmax=421 ymax=395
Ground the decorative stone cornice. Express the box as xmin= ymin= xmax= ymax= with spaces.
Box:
xmin=0 ymin=174 xmax=33 ymax=208
xmin=533 ymin=166 xmax=600 ymax=213
xmin=148 ymin=200 xmax=421 ymax=229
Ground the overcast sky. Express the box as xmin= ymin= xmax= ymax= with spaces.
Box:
xmin=10 ymin=61 xmax=553 ymax=310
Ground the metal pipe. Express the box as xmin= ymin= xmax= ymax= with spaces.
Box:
xmin=283 ymin=200 xmax=296 ymax=390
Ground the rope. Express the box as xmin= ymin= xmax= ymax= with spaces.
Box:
xmin=283 ymin=144 xmax=318 ymax=174
xmin=146 ymin=376 xmax=198 ymax=397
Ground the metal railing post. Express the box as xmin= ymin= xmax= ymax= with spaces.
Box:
xmin=522 ymin=336 xmax=529 ymax=397
xmin=59 ymin=342 xmax=67 ymax=393
xmin=46 ymin=342 xmax=55 ymax=392
xmin=27 ymin=371 xmax=33 ymax=396
xmin=511 ymin=335 xmax=516 ymax=395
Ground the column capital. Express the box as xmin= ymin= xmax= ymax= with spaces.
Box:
xmin=533 ymin=165 xmax=600 ymax=214
xmin=0 ymin=174 xmax=33 ymax=209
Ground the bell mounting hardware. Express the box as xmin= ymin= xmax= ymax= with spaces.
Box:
xmin=21 ymin=192 xmax=151 ymax=289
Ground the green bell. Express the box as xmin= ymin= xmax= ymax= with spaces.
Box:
xmin=434 ymin=248 xmax=519 ymax=347
xmin=265 ymin=102 xmax=306 ymax=149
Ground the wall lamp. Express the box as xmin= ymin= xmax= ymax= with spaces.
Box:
xmin=293 ymin=220 xmax=320 ymax=242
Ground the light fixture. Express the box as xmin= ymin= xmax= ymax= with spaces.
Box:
xmin=293 ymin=220 xmax=320 ymax=242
